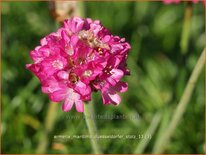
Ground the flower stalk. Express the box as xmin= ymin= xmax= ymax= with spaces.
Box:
xmin=153 ymin=48 xmax=205 ymax=153
xmin=36 ymin=102 xmax=57 ymax=153
xmin=180 ymin=2 xmax=193 ymax=54
xmin=134 ymin=112 xmax=162 ymax=154
xmin=84 ymin=101 xmax=102 ymax=154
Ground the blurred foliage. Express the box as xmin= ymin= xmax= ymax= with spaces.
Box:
xmin=1 ymin=1 xmax=205 ymax=154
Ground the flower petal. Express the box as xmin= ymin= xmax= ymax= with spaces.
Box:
xmin=108 ymin=92 xmax=121 ymax=105
xmin=101 ymin=90 xmax=121 ymax=105
xmin=107 ymin=69 xmax=123 ymax=85
xmin=75 ymin=81 xmax=91 ymax=98
xmin=64 ymin=17 xmax=84 ymax=33
xmin=49 ymin=89 xmax=67 ymax=102
xmin=57 ymin=71 xmax=69 ymax=80
xmin=75 ymin=100 xmax=84 ymax=112
xmin=112 ymin=82 xmax=128 ymax=93
xmin=62 ymin=99 xmax=74 ymax=112
xmin=102 ymin=91 xmax=111 ymax=105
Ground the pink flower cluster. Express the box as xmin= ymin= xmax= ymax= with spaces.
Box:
xmin=26 ymin=17 xmax=131 ymax=112
xmin=163 ymin=0 xmax=205 ymax=5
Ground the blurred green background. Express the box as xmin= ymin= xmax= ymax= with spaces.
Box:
xmin=1 ymin=1 xmax=205 ymax=154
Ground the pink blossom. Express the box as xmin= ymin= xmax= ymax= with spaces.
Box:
xmin=26 ymin=17 xmax=130 ymax=112
xmin=100 ymin=81 xmax=128 ymax=105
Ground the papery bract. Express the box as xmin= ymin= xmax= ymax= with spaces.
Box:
xmin=26 ymin=17 xmax=131 ymax=112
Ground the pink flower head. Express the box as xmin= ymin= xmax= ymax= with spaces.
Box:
xmin=26 ymin=17 xmax=131 ymax=112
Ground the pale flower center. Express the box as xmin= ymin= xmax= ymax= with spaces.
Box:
xmin=52 ymin=60 xmax=64 ymax=69
xmin=83 ymin=70 xmax=92 ymax=77
xmin=66 ymin=48 xmax=74 ymax=56
xmin=78 ymin=30 xmax=109 ymax=50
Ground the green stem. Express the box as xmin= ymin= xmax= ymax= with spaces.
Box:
xmin=180 ymin=2 xmax=193 ymax=54
xmin=84 ymin=101 xmax=102 ymax=154
xmin=36 ymin=102 xmax=57 ymax=153
xmin=134 ymin=112 xmax=162 ymax=154
xmin=153 ymin=48 xmax=205 ymax=153
xmin=78 ymin=1 xmax=85 ymax=18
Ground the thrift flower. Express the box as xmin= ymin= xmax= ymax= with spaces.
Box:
xmin=26 ymin=17 xmax=131 ymax=112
